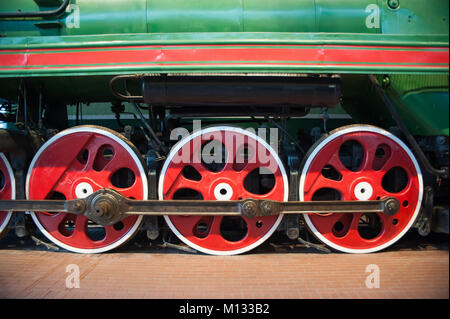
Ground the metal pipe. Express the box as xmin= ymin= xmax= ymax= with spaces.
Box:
xmin=109 ymin=75 xmax=144 ymax=101
xmin=143 ymin=76 xmax=342 ymax=108
xmin=264 ymin=116 xmax=306 ymax=155
xmin=131 ymin=102 xmax=163 ymax=147
xmin=0 ymin=0 xmax=70 ymax=18
xmin=38 ymin=86 xmax=43 ymax=131
xmin=75 ymin=102 xmax=79 ymax=126
xmin=23 ymin=85 xmax=27 ymax=130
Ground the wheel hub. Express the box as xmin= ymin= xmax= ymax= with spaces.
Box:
xmin=74 ymin=181 xmax=94 ymax=199
xmin=212 ymin=182 xmax=234 ymax=200
xmin=353 ymin=180 xmax=374 ymax=201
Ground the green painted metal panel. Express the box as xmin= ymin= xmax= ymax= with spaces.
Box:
xmin=0 ymin=0 xmax=448 ymax=36
xmin=147 ymin=0 xmax=243 ymax=33
xmin=341 ymin=74 xmax=449 ymax=136
xmin=386 ymin=74 xmax=449 ymax=136
xmin=64 ymin=0 xmax=147 ymax=35
xmin=396 ymin=91 xmax=449 ymax=136
xmin=315 ymin=0 xmax=380 ymax=33
xmin=381 ymin=0 xmax=449 ymax=35
xmin=243 ymin=0 xmax=315 ymax=32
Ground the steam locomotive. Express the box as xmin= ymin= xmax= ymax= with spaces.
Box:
xmin=0 ymin=0 xmax=448 ymax=255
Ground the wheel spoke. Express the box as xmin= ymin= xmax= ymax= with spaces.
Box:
xmin=380 ymin=154 xmax=406 ymax=173
xmin=36 ymin=212 xmax=68 ymax=232
xmin=342 ymin=213 xmax=363 ymax=242
xmin=327 ymin=152 xmax=352 ymax=176
xmin=308 ymin=213 xmax=350 ymax=236
xmin=305 ymin=174 xmax=345 ymax=199
xmin=169 ymin=215 xmax=205 ymax=237
xmin=190 ymin=161 xmax=209 ymax=177
xmin=70 ymin=216 xmax=90 ymax=243
xmin=377 ymin=212 xmax=394 ymax=233
xmin=206 ymin=216 xmax=224 ymax=239
xmin=164 ymin=173 xmax=205 ymax=198
xmin=230 ymin=161 xmax=262 ymax=186
xmin=101 ymin=149 xmax=132 ymax=174
xmin=240 ymin=161 xmax=263 ymax=174
xmin=359 ymin=139 xmax=379 ymax=172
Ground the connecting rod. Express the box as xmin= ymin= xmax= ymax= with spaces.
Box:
xmin=0 ymin=188 xmax=400 ymax=226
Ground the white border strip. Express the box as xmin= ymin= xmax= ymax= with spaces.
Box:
xmin=68 ymin=114 xmax=352 ymax=120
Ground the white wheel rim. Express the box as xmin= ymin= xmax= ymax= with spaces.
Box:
xmin=0 ymin=153 xmax=15 ymax=235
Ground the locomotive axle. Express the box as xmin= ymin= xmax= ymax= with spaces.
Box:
xmin=0 ymin=188 xmax=400 ymax=227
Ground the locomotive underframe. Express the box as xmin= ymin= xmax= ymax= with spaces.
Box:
xmin=0 ymin=72 xmax=448 ymax=253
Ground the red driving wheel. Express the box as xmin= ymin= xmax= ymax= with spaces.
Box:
xmin=0 ymin=153 xmax=15 ymax=239
xmin=159 ymin=126 xmax=288 ymax=255
xmin=27 ymin=126 xmax=148 ymax=253
xmin=300 ymin=125 xmax=423 ymax=253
